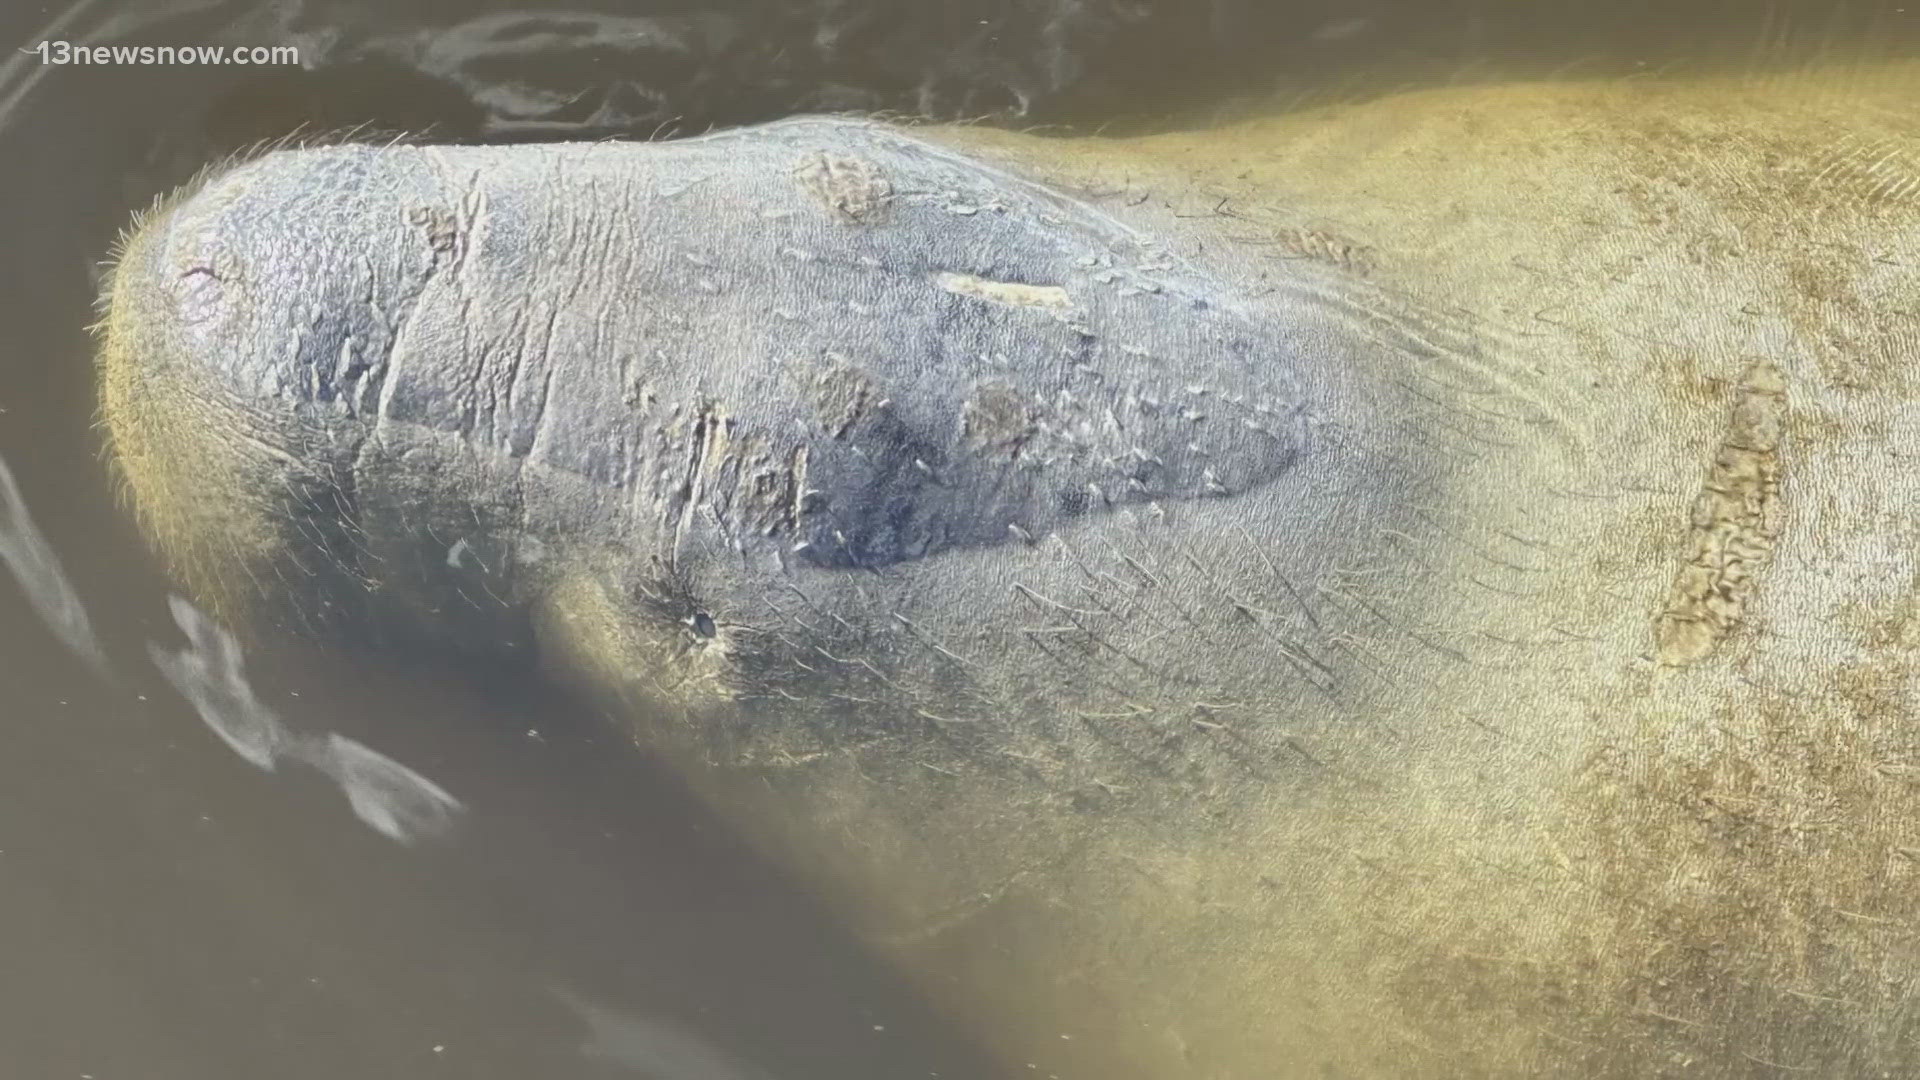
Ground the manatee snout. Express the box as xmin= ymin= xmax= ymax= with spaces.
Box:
xmin=107 ymin=144 xmax=453 ymax=428
xmin=99 ymin=145 xmax=464 ymax=636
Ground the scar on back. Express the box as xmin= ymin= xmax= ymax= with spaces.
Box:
xmin=932 ymin=271 xmax=1070 ymax=310
xmin=1653 ymin=360 xmax=1786 ymax=666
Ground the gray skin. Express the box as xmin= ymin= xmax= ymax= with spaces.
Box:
xmin=99 ymin=61 xmax=1920 ymax=1077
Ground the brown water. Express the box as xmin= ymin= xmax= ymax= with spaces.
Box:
xmin=1 ymin=2 xmax=1914 ymax=1078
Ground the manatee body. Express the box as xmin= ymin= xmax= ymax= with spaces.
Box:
xmin=100 ymin=62 xmax=1920 ymax=1078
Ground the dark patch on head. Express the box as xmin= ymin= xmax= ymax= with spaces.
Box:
xmin=813 ymin=357 xmax=874 ymax=438
xmin=962 ymin=382 xmax=1039 ymax=459
xmin=742 ymin=461 xmax=801 ymax=538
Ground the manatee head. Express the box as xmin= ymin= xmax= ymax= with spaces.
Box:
xmin=96 ymin=117 xmax=1386 ymax=688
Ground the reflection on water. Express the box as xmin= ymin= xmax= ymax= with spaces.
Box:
xmin=0 ymin=454 xmax=106 ymax=674
xmin=151 ymin=594 xmax=464 ymax=844
xmin=559 ymin=988 xmax=777 ymax=1080
xmin=147 ymin=595 xmax=290 ymax=770
xmin=0 ymin=472 xmax=470 ymax=847
xmin=313 ymin=731 xmax=464 ymax=845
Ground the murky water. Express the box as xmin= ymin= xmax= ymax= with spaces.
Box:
xmin=1 ymin=2 xmax=1915 ymax=1078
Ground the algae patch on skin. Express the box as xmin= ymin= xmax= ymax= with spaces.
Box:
xmin=793 ymin=152 xmax=892 ymax=225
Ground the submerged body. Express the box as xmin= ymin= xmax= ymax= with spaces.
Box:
xmin=100 ymin=62 xmax=1920 ymax=1077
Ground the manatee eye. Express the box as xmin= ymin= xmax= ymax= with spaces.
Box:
xmin=692 ymin=611 xmax=716 ymax=638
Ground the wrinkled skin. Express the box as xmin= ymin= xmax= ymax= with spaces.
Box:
xmin=99 ymin=59 xmax=1920 ymax=1077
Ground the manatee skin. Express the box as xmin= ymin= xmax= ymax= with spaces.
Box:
xmin=100 ymin=67 xmax=1920 ymax=1080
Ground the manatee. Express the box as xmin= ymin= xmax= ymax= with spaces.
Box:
xmin=96 ymin=59 xmax=1920 ymax=1077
